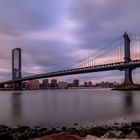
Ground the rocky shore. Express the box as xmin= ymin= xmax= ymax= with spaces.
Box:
xmin=1 ymin=122 xmax=140 ymax=139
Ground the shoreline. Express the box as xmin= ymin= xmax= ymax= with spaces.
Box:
xmin=1 ymin=122 xmax=140 ymax=139
xmin=1 ymin=86 xmax=140 ymax=91
xmin=0 ymin=87 xmax=110 ymax=91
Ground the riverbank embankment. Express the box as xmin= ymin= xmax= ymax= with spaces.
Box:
xmin=1 ymin=122 xmax=140 ymax=139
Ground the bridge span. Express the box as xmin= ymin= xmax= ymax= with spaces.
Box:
xmin=0 ymin=60 xmax=140 ymax=85
xmin=0 ymin=32 xmax=140 ymax=90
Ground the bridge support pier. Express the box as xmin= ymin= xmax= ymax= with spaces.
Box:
xmin=124 ymin=68 xmax=133 ymax=86
xmin=12 ymin=48 xmax=22 ymax=90
xmin=13 ymin=82 xmax=22 ymax=90
xmin=123 ymin=32 xmax=134 ymax=86
xmin=0 ymin=84 xmax=4 ymax=88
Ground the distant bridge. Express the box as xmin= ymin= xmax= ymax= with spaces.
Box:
xmin=0 ymin=32 xmax=140 ymax=90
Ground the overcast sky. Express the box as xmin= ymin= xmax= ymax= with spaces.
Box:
xmin=0 ymin=0 xmax=140 ymax=84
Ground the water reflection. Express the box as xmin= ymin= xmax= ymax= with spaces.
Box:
xmin=123 ymin=91 xmax=133 ymax=114
xmin=11 ymin=92 xmax=22 ymax=120
xmin=2 ymin=89 xmax=140 ymax=127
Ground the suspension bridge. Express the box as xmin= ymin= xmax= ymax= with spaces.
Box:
xmin=0 ymin=32 xmax=140 ymax=90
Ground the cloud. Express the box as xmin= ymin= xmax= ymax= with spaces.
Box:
xmin=24 ymin=29 xmax=80 ymax=45
xmin=71 ymin=0 xmax=140 ymax=49
xmin=0 ymin=0 xmax=69 ymax=34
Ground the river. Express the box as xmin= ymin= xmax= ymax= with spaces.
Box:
xmin=0 ymin=89 xmax=140 ymax=128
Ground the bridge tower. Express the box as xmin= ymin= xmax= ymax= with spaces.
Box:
xmin=12 ymin=48 xmax=22 ymax=90
xmin=123 ymin=32 xmax=133 ymax=86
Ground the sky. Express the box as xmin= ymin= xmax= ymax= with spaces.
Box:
xmin=0 ymin=0 xmax=140 ymax=84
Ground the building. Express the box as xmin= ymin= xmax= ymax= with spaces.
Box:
xmin=22 ymin=82 xmax=29 ymax=89
xmin=73 ymin=79 xmax=79 ymax=87
xmin=95 ymin=81 xmax=114 ymax=88
xmin=84 ymin=82 xmax=88 ymax=87
xmin=51 ymin=79 xmax=58 ymax=88
xmin=67 ymin=83 xmax=73 ymax=88
xmin=58 ymin=81 xmax=68 ymax=89
xmin=42 ymin=79 xmax=50 ymax=88
xmin=28 ymin=80 xmax=40 ymax=89
xmin=88 ymin=81 xmax=93 ymax=87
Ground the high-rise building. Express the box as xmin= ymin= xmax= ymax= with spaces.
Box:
xmin=51 ymin=79 xmax=58 ymax=88
xmin=42 ymin=79 xmax=49 ymax=87
xmin=88 ymin=81 xmax=92 ymax=87
xmin=28 ymin=80 xmax=40 ymax=89
xmin=73 ymin=79 xmax=79 ymax=87
xmin=84 ymin=82 xmax=88 ymax=87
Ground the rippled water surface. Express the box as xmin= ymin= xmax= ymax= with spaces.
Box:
xmin=0 ymin=89 xmax=140 ymax=127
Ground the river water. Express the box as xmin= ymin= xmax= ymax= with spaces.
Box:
xmin=0 ymin=89 xmax=140 ymax=128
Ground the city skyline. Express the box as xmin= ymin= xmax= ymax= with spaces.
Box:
xmin=21 ymin=78 xmax=117 ymax=89
xmin=0 ymin=0 xmax=140 ymax=83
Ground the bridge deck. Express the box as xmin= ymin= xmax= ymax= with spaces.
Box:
xmin=0 ymin=60 xmax=140 ymax=85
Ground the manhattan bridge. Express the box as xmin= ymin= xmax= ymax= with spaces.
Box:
xmin=0 ymin=32 xmax=140 ymax=90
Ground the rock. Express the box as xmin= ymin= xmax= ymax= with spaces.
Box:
xmin=131 ymin=122 xmax=140 ymax=127
xmin=0 ymin=125 xmax=9 ymax=129
xmin=114 ymin=122 xmax=119 ymax=125
xmin=85 ymin=127 xmax=107 ymax=137
xmin=61 ymin=127 xmax=67 ymax=131
xmin=83 ymin=135 xmax=97 ymax=140
xmin=12 ymin=125 xmax=31 ymax=133
xmin=101 ymin=132 xmax=114 ymax=138
xmin=12 ymin=132 xmax=23 ymax=140
xmin=101 ymin=130 xmax=124 ymax=138
xmin=74 ymin=123 xmax=78 ymax=126
xmin=67 ymin=127 xmax=78 ymax=134
xmin=37 ymin=127 xmax=48 ymax=136
xmin=0 ymin=125 xmax=11 ymax=134
xmin=30 ymin=132 xmax=82 ymax=140
xmin=125 ymin=130 xmax=139 ymax=139
xmin=0 ymin=133 xmax=14 ymax=140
